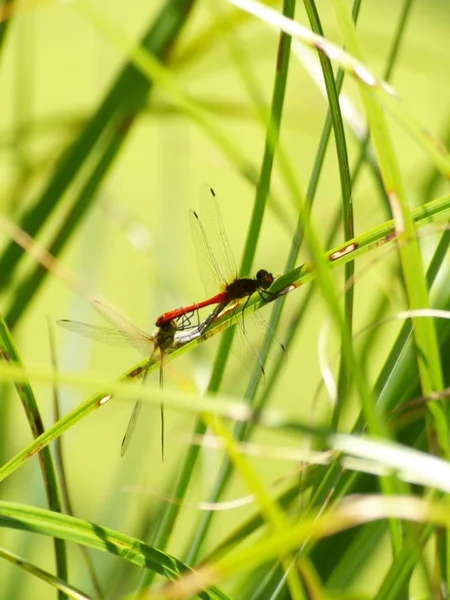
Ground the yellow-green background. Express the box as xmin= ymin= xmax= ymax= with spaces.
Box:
xmin=1 ymin=0 xmax=450 ymax=598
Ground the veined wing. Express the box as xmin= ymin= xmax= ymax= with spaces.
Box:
xmin=57 ymin=320 xmax=135 ymax=349
xmin=189 ymin=186 xmax=238 ymax=298
xmin=120 ymin=398 xmax=143 ymax=457
xmin=219 ymin=302 xmax=285 ymax=380
xmin=90 ymin=298 xmax=172 ymax=459
xmin=90 ymin=298 xmax=158 ymax=357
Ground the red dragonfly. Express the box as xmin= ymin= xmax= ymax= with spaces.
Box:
xmin=156 ymin=187 xmax=279 ymax=374
xmin=58 ymin=298 xmax=204 ymax=457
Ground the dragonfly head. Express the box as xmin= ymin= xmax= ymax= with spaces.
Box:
xmin=256 ymin=269 xmax=274 ymax=289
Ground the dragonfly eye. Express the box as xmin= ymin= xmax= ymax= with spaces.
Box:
xmin=256 ymin=269 xmax=274 ymax=288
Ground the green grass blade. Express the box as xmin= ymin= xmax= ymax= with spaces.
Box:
xmin=0 ymin=546 xmax=90 ymax=600
xmin=47 ymin=320 xmax=104 ymax=599
xmin=331 ymin=0 xmax=445 ymax=436
xmin=0 ymin=317 xmax=68 ymax=596
xmin=302 ymin=0 xmax=354 ymax=430
xmin=0 ymin=501 xmax=229 ymax=600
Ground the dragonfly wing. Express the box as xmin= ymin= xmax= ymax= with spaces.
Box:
xmin=57 ymin=320 xmax=133 ymax=348
xmin=120 ymin=352 xmax=155 ymax=456
xmin=90 ymin=298 xmax=156 ymax=357
xmin=120 ymin=398 xmax=142 ymax=456
xmin=234 ymin=310 xmax=266 ymax=378
xmin=225 ymin=304 xmax=284 ymax=381
xmin=190 ymin=186 xmax=238 ymax=297
xmin=190 ymin=209 xmax=223 ymax=298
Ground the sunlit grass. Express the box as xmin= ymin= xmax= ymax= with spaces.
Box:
xmin=1 ymin=0 xmax=450 ymax=599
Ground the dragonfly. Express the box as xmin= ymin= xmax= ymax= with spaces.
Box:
xmin=156 ymin=187 xmax=281 ymax=375
xmin=156 ymin=189 xmax=275 ymax=339
xmin=57 ymin=298 xmax=205 ymax=458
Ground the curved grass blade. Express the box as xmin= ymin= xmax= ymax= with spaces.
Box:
xmin=0 ymin=501 xmax=230 ymax=600
xmin=0 ymin=546 xmax=90 ymax=600
xmin=0 ymin=317 xmax=68 ymax=596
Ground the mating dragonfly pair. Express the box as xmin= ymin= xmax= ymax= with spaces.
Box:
xmin=59 ymin=188 xmax=281 ymax=457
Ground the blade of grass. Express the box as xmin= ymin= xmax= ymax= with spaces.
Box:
xmin=0 ymin=317 xmax=68 ymax=599
xmin=0 ymin=502 xmax=230 ymax=600
xmin=0 ymin=546 xmax=90 ymax=600
xmin=302 ymin=0 xmax=354 ymax=431
xmin=333 ymin=0 xmax=446 ymax=443
xmin=229 ymin=0 xmax=450 ymax=178
xmin=204 ymin=414 xmax=305 ymax=600
xmin=159 ymin=495 xmax=450 ymax=599
xmin=331 ymin=0 xmax=446 ymax=567
xmin=204 ymin=476 xmax=318 ymax=563
xmin=306 ymin=228 xmax=450 ymax=587
xmin=47 ymin=319 xmax=104 ymax=599
xmin=332 ymin=13 xmax=449 ymax=586
xmin=375 ymin=221 xmax=450 ymax=415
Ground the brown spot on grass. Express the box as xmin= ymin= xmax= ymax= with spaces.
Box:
xmin=328 ymin=243 xmax=358 ymax=261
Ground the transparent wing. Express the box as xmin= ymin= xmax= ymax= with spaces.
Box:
xmin=120 ymin=344 xmax=161 ymax=457
xmin=89 ymin=298 xmax=156 ymax=357
xmin=120 ymin=348 xmax=164 ymax=458
xmin=57 ymin=320 xmax=134 ymax=348
xmin=60 ymin=299 xmax=167 ymax=458
xmin=230 ymin=308 xmax=266 ymax=379
xmin=120 ymin=398 xmax=142 ymax=457
xmin=190 ymin=186 xmax=237 ymax=297
xmin=221 ymin=303 xmax=285 ymax=380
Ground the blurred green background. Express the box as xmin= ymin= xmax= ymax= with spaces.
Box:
xmin=1 ymin=0 xmax=450 ymax=598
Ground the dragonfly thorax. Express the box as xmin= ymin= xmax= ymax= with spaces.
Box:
xmin=224 ymin=269 xmax=274 ymax=301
